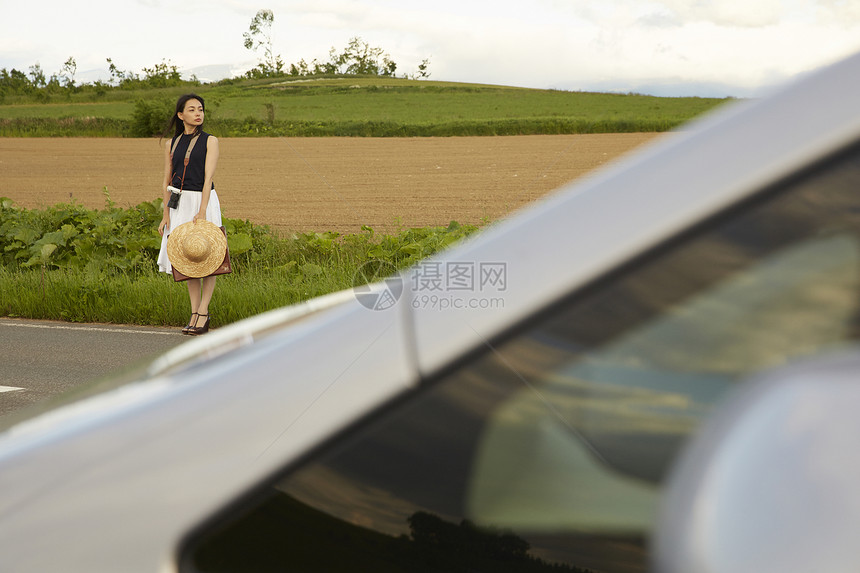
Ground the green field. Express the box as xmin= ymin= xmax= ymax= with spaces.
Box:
xmin=0 ymin=76 xmax=732 ymax=137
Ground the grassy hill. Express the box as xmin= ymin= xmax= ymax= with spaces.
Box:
xmin=0 ymin=75 xmax=732 ymax=137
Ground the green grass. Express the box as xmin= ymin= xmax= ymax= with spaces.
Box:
xmin=0 ymin=76 xmax=733 ymax=137
xmin=0 ymin=265 xmax=353 ymax=328
xmin=0 ymin=197 xmax=480 ymax=327
xmin=208 ymin=82 xmax=720 ymax=124
xmin=0 ymin=117 xmax=129 ymax=136
xmin=0 ymin=101 xmax=132 ymax=119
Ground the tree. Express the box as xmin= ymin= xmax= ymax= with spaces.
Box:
xmin=416 ymin=58 xmax=431 ymax=79
xmin=330 ymin=37 xmax=397 ymax=76
xmin=281 ymin=37 xmax=429 ymax=80
xmin=60 ymin=57 xmax=77 ymax=88
xmin=141 ymin=59 xmax=183 ymax=87
xmin=243 ymin=9 xmax=284 ymax=77
xmin=0 ymin=68 xmax=34 ymax=96
xmin=288 ymin=59 xmax=310 ymax=76
xmin=28 ymin=63 xmax=46 ymax=88
xmin=106 ymin=58 xmax=139 ymax=86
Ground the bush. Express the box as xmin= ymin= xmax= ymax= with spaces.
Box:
xmin=131 ymin=97 xmax=174 ymax=137
xmin=0 ymin=196 xmax=480 ymax=278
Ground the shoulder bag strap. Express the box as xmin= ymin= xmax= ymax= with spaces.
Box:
xmin=169 ymin=135 xmax=182 ymax=159
xmin=169 ymin=134 xmax=200 ymax=191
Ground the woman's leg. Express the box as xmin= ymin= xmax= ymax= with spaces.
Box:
xmin=187 ymin=278 xmax=202 ymax=325
xmin=197 ymin=276 xmax=217 ymax=319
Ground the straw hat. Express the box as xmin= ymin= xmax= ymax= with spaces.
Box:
xmin=166 ymin=220 xmax=227 ymax=278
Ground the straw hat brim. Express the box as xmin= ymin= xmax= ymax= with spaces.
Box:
xmin=166 ymin=220 xmax=228 ymax=278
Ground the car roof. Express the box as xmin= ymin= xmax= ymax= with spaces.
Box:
xmin=2 ymin=50 xmax=860 ymax=571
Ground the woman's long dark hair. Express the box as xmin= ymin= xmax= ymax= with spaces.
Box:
xmin=163 ymin=93 xmax=205 ymax=140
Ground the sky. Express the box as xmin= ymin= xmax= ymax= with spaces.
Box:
xmin=2 ymin=0 xmax=860 ymax=97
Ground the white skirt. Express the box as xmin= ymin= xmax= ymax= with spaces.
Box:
xmin=157 ymin=189 xmax=223 ymax=274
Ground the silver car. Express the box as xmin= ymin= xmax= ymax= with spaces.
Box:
xmin=3 ymin=50 xmax=860 ymax=573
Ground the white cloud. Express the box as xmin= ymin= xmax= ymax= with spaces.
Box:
xmin=814 ymin=0 xmax=860 ymax=24
xmin=2 ymin=0 xmax=860 ymax=96
xmin=517 ymin=0 xmax=860 ymax=94
xmin=651 ymin=0 xmax=785 ymax=27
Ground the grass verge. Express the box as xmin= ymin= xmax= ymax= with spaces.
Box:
xmin=0 ymin=265 xmax=354 ymax=328
xmin=0 ymin=197 xmax=480 ymax=327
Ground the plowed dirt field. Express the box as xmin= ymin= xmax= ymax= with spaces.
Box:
xmin=0 ymin=134 xmax=662 ymax=234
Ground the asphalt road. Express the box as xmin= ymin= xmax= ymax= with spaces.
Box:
xmin=0 ymin=318 xmax=187 ymax=419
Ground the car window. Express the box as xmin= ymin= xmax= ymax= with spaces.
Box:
xmin=182 ymin=143 xmax=860 ymax=573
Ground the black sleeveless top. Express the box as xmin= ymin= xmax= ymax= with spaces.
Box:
xmin=170 ymin=131 xmax=214 ymax=191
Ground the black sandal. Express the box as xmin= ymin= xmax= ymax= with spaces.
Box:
xmin=182 ymin=313 xmax=199 ymax=335
xmin=188 ymin=314 xmax=210 ymax=336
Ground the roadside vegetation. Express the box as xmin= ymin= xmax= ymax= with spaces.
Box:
xmin=0 ymin=196 xmax=478 ymax=327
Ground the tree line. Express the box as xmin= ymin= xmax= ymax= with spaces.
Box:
xmin=0 ymin=9 xmax=430 ymax=100
xmin=241 ymin=9 xmax=430 ymax=80
xmin=0 ymin=58 xmax=191 ymax=100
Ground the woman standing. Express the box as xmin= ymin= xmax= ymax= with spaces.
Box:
xmin=157 ymin=94 xmax=222 ymax=335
